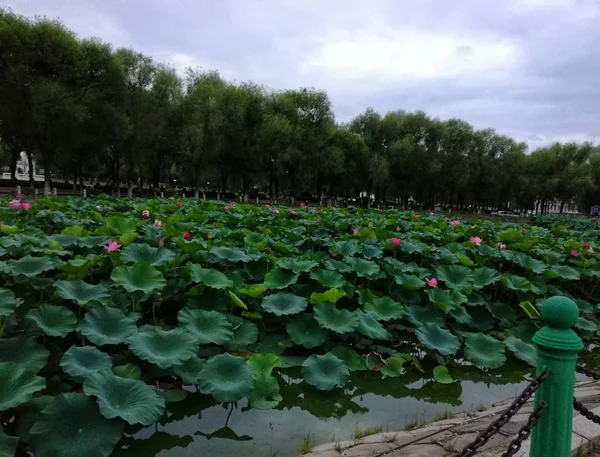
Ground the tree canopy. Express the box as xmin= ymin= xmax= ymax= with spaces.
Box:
xmin=0 ymin=9 xmax=598 ymax=212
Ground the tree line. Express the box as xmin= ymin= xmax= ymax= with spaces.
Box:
xmin=1 ymin=10 xmax=598 ymax=213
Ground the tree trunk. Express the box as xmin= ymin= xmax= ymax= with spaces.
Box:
xmin=127 ymin=177 xmax=133 ymax=198
xmin=26 ymin=150 xmax=35 ymax=187
xmin=560 ymin=201 xmax=566 ymax=214
xmin=9 ymin=145 xmax=20 ymax=182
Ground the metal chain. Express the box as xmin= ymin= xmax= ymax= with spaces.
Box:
xmin=454 ymin=369 xmax=549 ymax=457
xmin=576 ymin=364 xmax=600 ymax=381
xmin=499 ymin=401 xmax=546 ymax=457
xmin=574 ymin=398 xmax=600 ymax=424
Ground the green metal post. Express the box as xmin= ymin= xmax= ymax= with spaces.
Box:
xmin=529 ymin=296 xmax=583 ymax=457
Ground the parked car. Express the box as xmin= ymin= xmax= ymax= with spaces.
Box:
xmin=494 ymin=210 xmax=519 ymax=217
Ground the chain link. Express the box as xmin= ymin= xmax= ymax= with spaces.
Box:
xmin=574 ymin=398 xmax=600 ymax=424
xmin=576 ymin=364 xmax=600 ymax=381
xmin=454 ymin=369 xmax=548 ymax=457
xmin=499 ymin=401 xmax=546 ymax=457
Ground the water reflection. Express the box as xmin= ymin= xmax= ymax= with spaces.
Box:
xmin=113 ymin=360 xmax=532 ymax=457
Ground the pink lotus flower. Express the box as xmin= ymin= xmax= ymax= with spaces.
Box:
xmin=413 ymin=214 xmax=419 ymax=220
xmin=427 ymin=277 xmax=438 ymax=288
xmin=183 ymin=232 xmax=191 ymax=240
xmin=159 ymin=238 xmax=165 ymax=247
xmin=469 ymin=236 xmax=482 ymax=246
xmin=392 ymin=237 xmax=401 ymax=246
xmin=300 ymin=202 xmax=305 ymax=207
xmin=177 ymin=201 xmax=183 ymax=208
xmin=450 ymin=220 xmax=461 ymax=226
xmin=224 ymin=205 xmax=230 ymax=211
xmin=583 ymin=241 xmax=590 ymax=248
xmin=154 ymin=219 xmax=162 ymax=227
xmin=521 ymin=229 xmax=527 ymax=235
xmin=588 ymin=247 xmax=594 ymax=254
xmin=571 ymin=249 xmax=579 ymax=257
xmin=104 ymin=241 xmax=121 ymax=252
xmin=353 ymin=228 xmax=360 ymax=236
xmin=16 ymin=192 xmax=23 ymax=199
xmin=289 ymin=210 xmax=297 ymax=216
xmin=273 ymin=208 xmax=280 ymax=214
xmin=21 ymin=201 xmax=31 ymax=210
xmin=142 ymin=210 xmax=150 ymax=218
xmin=230 ymin=201 xmax=236 ymax=207
xmin=496 ymin=242 xmax=507 ymax=249
xmin=265 ymin=204 xmax=271 ymax=209
xmin=8 ymin=200 xmax=21 ymax=210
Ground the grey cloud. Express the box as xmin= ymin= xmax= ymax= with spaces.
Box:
xmin=2 ymin=0 xmax=600 ymax=147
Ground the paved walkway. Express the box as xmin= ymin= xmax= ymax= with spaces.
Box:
xmin=300 ymin=380 xmax=600 ymax=457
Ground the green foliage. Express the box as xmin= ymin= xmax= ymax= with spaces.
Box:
xmin=0 ymin=195 xmax=597 ymax=456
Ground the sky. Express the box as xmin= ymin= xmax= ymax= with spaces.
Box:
xmin=2 ymin=0 xmax=600 ymax=149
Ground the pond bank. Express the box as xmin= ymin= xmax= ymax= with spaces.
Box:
xmin=300 ymin=380 xmax=600 ymax=457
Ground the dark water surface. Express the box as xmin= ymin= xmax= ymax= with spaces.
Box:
xmin=113 ymin=361 xmax=532 ymax=457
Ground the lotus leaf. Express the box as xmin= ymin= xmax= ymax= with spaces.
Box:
xmin=0 ymin=362 xmax=45 ymax=410
xmin=189 ymin=264 xmax=232 ymax=290
xmin=199 ymin=353 xmax=256 ymax=402
xmin=313 ymin=303 xmax=359 ymax=334
xmin=127 ymin=326 xmax=199 ymax=369
xmin=0 ymin=336 xmax=49 ymax=373
xmin=0 ymin=288 xmax=18 ymax=317
xmin=331 ymin=240 xmax=360 ymax=256
xmin=276 ymin=258 xmax=318 ymax=273
xmin=177 ymin=308 xmax=233 ymax=344
xmin=224 ymin=317 xmax=258 ymax=350
xmin=356 ymin=310 xmax=392 ymax=340
xmin=5 ymin=255 xmax=57 ymax=277
xmin=344 ymin=257 xmax=381 ymax=279
xmin=120 ymin=243 xmax=176 ymax=266
xmin=329 ymin=346 xmax=365 ymax=371
xmin=381 ymin=357 xmax=406 ymax=377
xmin=547 ymin=265 xmax=580 ymax=281
xmin=471 ymin=267 xmax=501 ymax=289
xmin=113 ymin=364 xmax=141 ymax=380
xmin=263 ymin=268 xmax=299 ymax=289
xmin=211 ymin=247 xmax=252 ymax=263
xmin=504 ymin=336 xmax=537 ymax=366
xmin=465 ymin=333 xmax=507 ymax=369
xmin=310 ymin=287 xmax=347 ymax=304
xmin=26 ymin=304 xmax=78 ymax=337
xmin=302 ymin=353 xmax=349 ymax=390
xmin=395 ymin=274 xmax=426 ymax=290
xmin=435 ymin=265 xmax=474 ymax=290
xmin=433 ymin=365 xmax=454 ymax=384
xmin=309 ymin=269 xmax=346 ymax=288
xmin=0 ymin=430 xmax=18 ymax=457
xmin=29 ymin=393 xmax=124 ymax=457
xmin=171 ymin=357 xmax=206 ymax=384
xmin=501 ymin=275 xmax=532 ymax=292
xmin=285 ymin=313 xmax=329 ymax=349
xmin=83 ymin=370 xmax=165 ymax=425
xmin=324 ymin=259 xmax=353 ymax=273
xmin=415 ymin=323 xmax=460 ymax=356
xmin=60 ymin=345 xmax=112 ymax=378
xmin=111 ymin=262 xmax=166 ymax=294
xmin=79 ymin=306 xmax=139 ymax=345
xmin=364 ymin=296 xmax=405 ymax=321
xmin=262 ymin=292 xmax=308 ymax=316
xmin=249 ymin=373 xmax=282 ymax=409
xmin=55 ymin=280 xmax=110 ymax=306
xmin=406 ymin=306 xmax=445 ymax=326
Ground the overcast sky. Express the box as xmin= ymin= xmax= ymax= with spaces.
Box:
xmin=3 ymin=0 xmax=600 ymax=149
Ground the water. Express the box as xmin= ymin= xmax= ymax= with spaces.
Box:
xmin=114 ymin=360 xmax=532 ymax=457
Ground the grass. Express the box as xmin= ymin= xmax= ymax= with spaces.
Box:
xmin=353 ymin=424 xmax=384 ymax=440
xmin=333 ymin=436 xmax=342 ymax=453
xmin=477 ymin=403 xmax=488 ymax=412
xmin=433 ymin=409 xmax=453 ymax=422
xmin=299 ymin=434 xmax=314 ymax=454
xmin=404 ymin=414 xmax=428 ymax=431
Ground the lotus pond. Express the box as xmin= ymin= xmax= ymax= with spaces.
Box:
xmin=0 ymin=197 xmax=598 ymax=457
